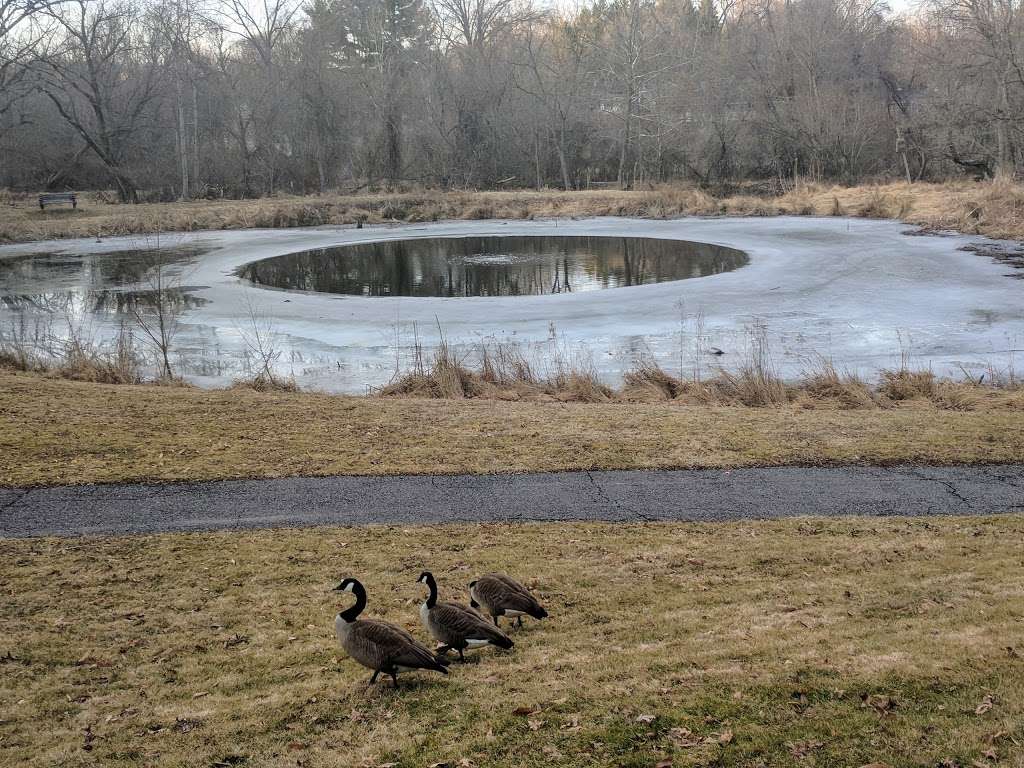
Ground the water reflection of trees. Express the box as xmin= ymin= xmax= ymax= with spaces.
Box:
xmin=0 ymin=246 xmax=207 ymax=319
xmin=1 ymin=288 xmax=208 ymax=315
xmin=237 ymin=236 xmax=749 ymax=297
xmin=0 ymin=247 xmax=203 ymax=297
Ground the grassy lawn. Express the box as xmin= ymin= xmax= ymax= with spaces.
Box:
xmin=1 ymin=517 xmax=1022 ymax=767
xmin=2 ymin=372 xmax=1024 ymax=486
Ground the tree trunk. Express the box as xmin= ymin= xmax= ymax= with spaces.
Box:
xmin=191 ymin=78 xmax=200 ymax=195
xmin=556 ymin=126 xmax=572 ymax=191
xmin=176 ymin=75 xmax=190 ymax=200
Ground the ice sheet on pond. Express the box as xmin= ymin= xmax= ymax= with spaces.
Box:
xmin=1 ymin=217 xmax=1021 ymax=393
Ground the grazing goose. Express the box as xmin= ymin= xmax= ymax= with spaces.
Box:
xmin=333 ymin=577 xmax=449 ymax=687
xmin=417 ymin=571 xmax=513 ymax=660
xmin=469 ymin=573 xmax=549 ymax=628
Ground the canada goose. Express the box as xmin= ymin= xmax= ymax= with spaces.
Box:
xmin=469 ymin=573 xmax=548 ymax=628
xmin=416 ymin=571 xmax=513 ymax=660
xmin=333 ymin=577 xmax=449 ymax=687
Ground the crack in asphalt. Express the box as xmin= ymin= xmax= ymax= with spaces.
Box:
xmin=978 ymin=466 xmax=1024 ymax=490
xmin=902 ymin=468 xmax=972 ymax=507
xmin=0 ymin=488 xmax=29 ymax=512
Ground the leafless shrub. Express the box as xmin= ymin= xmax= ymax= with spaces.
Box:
xmin=128 ymin=241 xmax=185 ymax=381
xmin=233 ymin=294 xmax=296 ymax=392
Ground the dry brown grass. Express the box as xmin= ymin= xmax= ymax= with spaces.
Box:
xmin=381 ymin=344 xmax=1023 ymax=412
xmin=3 ymin=180 xmax=1024 ymax=244
xmin=2 ymin=516 xmax=1022 ymax=767
xmin=2 ymin=370 xmax=1024 ymax=487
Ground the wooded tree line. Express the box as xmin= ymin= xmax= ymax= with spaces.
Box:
xmin=1 ymin=0 xmax=1022 ymax=200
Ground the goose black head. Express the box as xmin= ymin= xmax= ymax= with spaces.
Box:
xmin=335 ymin=577 xmax=367 ymax=622
xmin=334 ymin=577 xmax=360 ymax=593
xmin=418 ymin=571 xmax=438 ymax=607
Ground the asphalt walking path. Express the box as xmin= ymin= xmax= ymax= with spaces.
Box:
xmin=2 ymin=464 xmax=1023 ymax=538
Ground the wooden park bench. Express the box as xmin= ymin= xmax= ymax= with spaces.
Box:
xmin=38 ymin=192 xmax=77 ymax=210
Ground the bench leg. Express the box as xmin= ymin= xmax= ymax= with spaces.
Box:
xmin=39 ymin=202 xmax=45 ymax=211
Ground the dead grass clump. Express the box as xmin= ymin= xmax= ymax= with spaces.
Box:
xmin=552 ymin=372 xmax=613 ymax=402
xmin=710 ymin=366 xmax=789 ymax=406
xmin=801 ymin=359 xmax=880 ymax=409
xmin=382 ymin=338 xmax=615 ymax=403
xmin=708 ymin=325 xmax=789 ymax=406
xmin=232 ymin=372 xmax=299 ymax=393
xmin=381 ymin=339 xmax=480 ymax=399
xmin=57 ymin=340 xmax=141 ymax=385
xmin=855 ymin=189 xmax=898 ymax=218
xmin=777 ymin=187 xmax=820 ymax=216
xmin=460 ymin=204 xmax=495 ymax=220
xmin=479 ymin=343 xmax=538 ymax=388
xmin=929 ymin=382 xmax=982 ymax=411
xmin=879 ymin=367 xmax=937 ymax=401
xmin=0 ymin=336 xmax=44 ymax=372
xmin=622 ymin=359 xmax=683 ymax=401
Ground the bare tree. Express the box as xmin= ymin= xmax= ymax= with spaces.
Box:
xmin=38 ymin=0 xmax=165 ymax=201
xmin=129 ymin=243 xmax=186 ymax=380
xmin=0 ymin=0 xmax=62 ymax=117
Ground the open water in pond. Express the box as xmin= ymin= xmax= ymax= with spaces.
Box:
xmin=236 ymin=235 xmax=749 ymax=297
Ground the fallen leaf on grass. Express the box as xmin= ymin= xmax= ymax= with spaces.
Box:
xmin=859 ymin=763 xmax=891 ymax=768
xmin=669 ymin=727 xmax=701 ymax=748
xmin=861 ymin=693 xmax=895 ymax=714
xmin=655 ymin=760 xmax=673 ymax=768
xmin=528 ymin=719 xmax=544 ymax=731
xmin=788 ymin=740 xmax=823 ymax=758
xmin=636 ymin=713 xmax=656 ymax=724
xmin=975 ymin=695 xmax=995 ymax=715
xmin=717 ymin=729 xmax=733 ymax=745
xmin=542 ymin=745 xmax=562 ymax=760
xmin=512 ymin=705 xmax=538 ymax=716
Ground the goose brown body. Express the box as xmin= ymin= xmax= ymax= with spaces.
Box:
xmin=333 ymin=577 xmax=448 ymax=686
xmin=469 ymin=573 xmax=548 ymax=627
xmin=417 ymin=572 xmax=513 ymax=659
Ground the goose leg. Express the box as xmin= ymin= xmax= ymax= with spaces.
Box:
xmin=368 ymin=670 xmax=380 ymax=686
xmin=493 ymin=616 xmax=499 ymax=627
xmin=516 ymin=616 xmax=523 ymax=628
xmin=457 ymin=648 xmax=465 ymax=662
xmin=390 ymin=672 xmax=399 ymax=689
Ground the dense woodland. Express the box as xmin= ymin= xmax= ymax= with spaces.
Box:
xmin=0 ymin=0 xmax=1022 ymax=200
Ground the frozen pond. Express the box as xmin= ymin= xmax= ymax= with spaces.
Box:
xmin=0 ymin=217 xmax=1021 ymax=392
